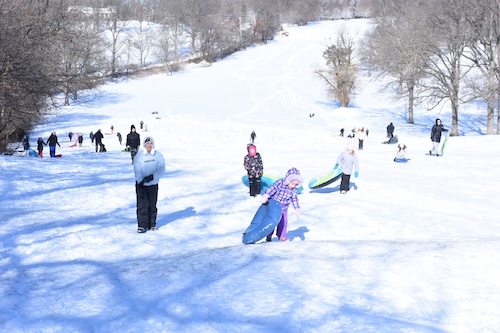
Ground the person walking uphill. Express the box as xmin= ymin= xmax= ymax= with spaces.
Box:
xmin=134 ymin=136 xmax=165 ymax=233
xmin=126 ymin=124 xmax=140 ymax=163
xmin=334 ymin=145 xmax=359 ymax=194
xmin=429 ymin=118 xmax=448 ymax=156
xmin=47 ymin=132 xmax=60 ymax=157
xmin=261 ymin=167 xmax=302 ymax=242
xmin=243 ymin=144 xmax=263 ymax=197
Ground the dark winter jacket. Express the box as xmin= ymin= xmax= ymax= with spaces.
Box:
xmin=430 ymin=120 xmax=448 ymax=143
xmin=387 ymin=123 xmax=395 ymax=135
xmin=94 ymin=130 xmax=104 ymax=144
xmin=126 ymin=131 xmax=141 ymax=149
xmin=37 ymin=138 xmax=47 ymax=151
xmin=47 ymin=134 xmax=60 ymax=147
xmin=243 ymin=153 xmax=263 ymax=178
xmin=22 ymin=137 xmax=30 ymax=150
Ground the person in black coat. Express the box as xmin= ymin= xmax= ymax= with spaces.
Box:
xmin=94 ymin=129 xmax=104 ymax=152
xmin=47 ymin=132 xmax=60 ymax=157
xmin=126 ymin=124 xmax=141 ymax=163
xmin=429 ymin=118 xmax=448 ymax=156
xmin=386 ymin=122 xmax=395 ymax=139
xmin=22 ymin=135 xmax=30 ymax=156
xmin=37 ymin=137 xmax=47 ymax=157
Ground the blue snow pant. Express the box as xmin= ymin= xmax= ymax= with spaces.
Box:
xmin=49 ymin=145 xmax=56 ymax=157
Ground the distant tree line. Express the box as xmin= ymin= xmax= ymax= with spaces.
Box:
xmin=1 ymin=0 xmax=360 ymax=152
xmin=3 ymin=0 xmax=499 ymax=153
xmin=359 ymin=0 xmax=500 ymax=135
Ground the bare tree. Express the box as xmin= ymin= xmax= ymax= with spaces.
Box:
xmin=316 ymin=26 xmax=358 ymax=107
xmin=58 ymin=8 xmax=107 ymax=105
xmin=249 ymin=0 xmax=281 ymax=42
xmin=103 ymin=0 xmax=132 ymax=76
xmin=0 ymin=1 xmax=67 ymax=151
xmin=463 ymin=0 xmax=500 ymax=135
xmin=361 ymin=2 xmax=429 ymax=123
xmin=420 ymin=0 xmax=473 ymax=136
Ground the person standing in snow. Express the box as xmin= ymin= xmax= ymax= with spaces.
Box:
xmin=429 ymin=118 xmax=448 ymax=156
xmin=37 ymin=137 xmax=47 ymax=158
xmin=357 ymin=127 xmax=366 ymax=150
xmin=134 ymin=136 xmax=165 ymax=233
xmin=78 ymin=133 xmax=84 ymax=147
xmin=117 ymin=132 xmax=122 ymax=145
xmin=243 ymin=144 xmax=263 ymax=197
xmin=47 ymin=132 xmax=60 ymax=157
xmin=261 ymin=167 xmax=302 ymax=242
xmin=89 ymin=131 xmax=94 ymax=144
xmin=22 ymin=135 xmax=30 ymax=156
xmin=334 ymin=145 xmax=359 ymax=194
xmin=386 ymin=122 xmax=395 ymax=139
xmin=250 ymin=130 xmax=256 ymax=143
xmin=94 ymin=129 xmax=104 ymax=152
xmin=126 ymin=124 xmax=140 ymax=163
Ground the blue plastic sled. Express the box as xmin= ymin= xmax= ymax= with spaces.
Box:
xmin=29 ymin=148 xmax=39 ymax=157
xmin=308 ymin=168 xmax=342 ymax=189
xmin=242 ymin=199 xmax=282 ymax=244
xmin=394 ymin=157 xmax=410 ymax=163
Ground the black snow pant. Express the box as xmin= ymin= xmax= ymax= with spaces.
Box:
xmin=136 ymin=183 xmax=159 ymax=230
xmin=340 ymin=173 xmax=351 ymax=192
xmin=130 ymin=147 xmax=138 ymax=163
xmin=249 ymin=176 xmax=262 ymax=196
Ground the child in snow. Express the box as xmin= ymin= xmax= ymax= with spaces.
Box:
xmin=261 ymin=167 xmax=302 ymax=242
xmin=37 ymin=137 xmax=47 ymax=157
xmin=334 ymin=145 xmax=359 ymax=194
xmin=394 ymin=143 xmax=407 ymax=160
xmin=243 ymin=144 xmax=264 ymax=197
xmin=429 ymin=118 xmax=448 ymax=156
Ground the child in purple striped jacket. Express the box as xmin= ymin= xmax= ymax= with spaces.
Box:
xmin=262 ymin=167 xmax=302 ymax=242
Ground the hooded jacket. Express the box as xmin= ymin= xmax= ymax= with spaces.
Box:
xmin=133 ymin=136 xmax=165 ymax=186
xmin=430 ymin=119 xmax=447 ymax=142
xmin=243 ymin=144 xmax=263 ymax=178
xmin=336 ymin=150 xmax=359 ymax=175
xmin=264 ymin=168 xmax=302 ymax=210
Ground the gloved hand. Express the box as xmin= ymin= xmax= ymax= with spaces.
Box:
xmin=333 ymin=164 xmax=339 ymax=169
xmin=261 ymin=194 xmax=269 ymax=204
xmin=143 ymin=174 xmax=154 ymax=183
xmin=354 ymin=171 xmax=359 ymax=178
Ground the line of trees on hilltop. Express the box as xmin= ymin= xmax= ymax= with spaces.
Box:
xmin=360 ymin=0 xmax=500 ymax=135
xmin=1 ymin=0 xmax=362 ymax=152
